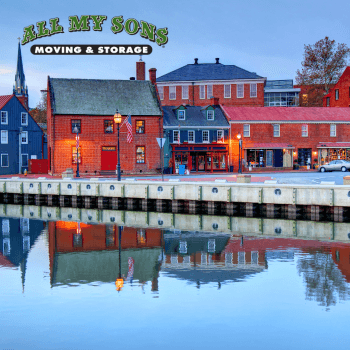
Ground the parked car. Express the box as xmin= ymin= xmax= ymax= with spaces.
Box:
xmin=319 ymin=160 xmax=350 ymax=172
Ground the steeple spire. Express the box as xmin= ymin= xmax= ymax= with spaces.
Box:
xmin=13 ymin=40 xmax=29 ymax=108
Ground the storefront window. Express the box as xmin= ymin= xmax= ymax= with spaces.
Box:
xmin=136 ymin=146 xmax=145 ymax=163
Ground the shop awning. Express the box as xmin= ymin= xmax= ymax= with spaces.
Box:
xmin=317 ymin=143 xmax=350 ymax=148
xmin=244 ymin=143 xmax=294 ymax=150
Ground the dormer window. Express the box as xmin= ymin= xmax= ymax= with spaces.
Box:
xmin=207 ymin=109 xmax=214 ymax=120
xmin=178 ymin=110 xmax=185 ymax=120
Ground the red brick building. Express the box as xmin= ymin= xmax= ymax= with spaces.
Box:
xmin=156 ymin=58 xmax=265 ymax=107
xmin=323 ymin=66 xmax=350 ymax=107
xmin=47 ymin=69 xmax=163 ymax=175
xmin=223 ymin=107 xmax=350 ymax=171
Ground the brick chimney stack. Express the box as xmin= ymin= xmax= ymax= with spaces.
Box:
xmin=149 ymin=68 xmax=157 ymax=85
xmin=136 ymin=59 xmax=145 ymax=80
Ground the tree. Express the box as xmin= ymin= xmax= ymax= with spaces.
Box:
xmin=30 ymin=90 xmax=47 ymax=124
xmin=296 ymin=37 xmax=350 ymax=106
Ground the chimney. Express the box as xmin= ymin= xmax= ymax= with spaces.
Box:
xmin=130 ymin=77 xmax=135 ymax=80
xmin=211 ymin=97 xmax=219 ymax=105
xmin=136 ymin=60 xmax=145 ymax=80
xmin=215 ymin=58 xmax=220 ymax=64
xmin=194 ymin=58 xmax=198 ymax=64
xmin=149 ymin=68 xmax=157 ymax=85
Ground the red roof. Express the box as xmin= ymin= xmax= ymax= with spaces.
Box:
xmin=0 ymin=253 xmax=15 ymax=267
xmin=317 ymin=142 xmax=350 ymax=148
xmin=222 ymin=106 xmax=350 ymax=122
xmin=0 ymin=95 xmax=14 ymax=110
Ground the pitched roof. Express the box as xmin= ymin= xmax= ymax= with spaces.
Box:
xmin=49 ymin=78 xmax=162 ymax=116
xmin=223 ymin=106 xmax=350 ymax=122
xmin=0 ymin=95 xmax=14 ymax=110
xmin=323 ymin=66 xmax=350 ymax=99
xmin=163 ymin=105 xmax=230 ymax=128
xmin=157 ymin=62 xmax=263 ymax=82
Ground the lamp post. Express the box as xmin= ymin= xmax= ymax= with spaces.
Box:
xmin=73 ymin=126 xmax=80 ymax=177
xmin=114 ymin=109 xmax=122 ymax=181
xmin=115 ymin=225 xmax=124 ymax=292
xmin=237 ymin=133 xmax=242 ymax=174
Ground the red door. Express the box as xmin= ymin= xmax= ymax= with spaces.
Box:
xmin=101 ymin=147 xmax=118 ymax=171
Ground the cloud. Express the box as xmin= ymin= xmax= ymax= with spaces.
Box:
xmin=0 ymin=66 xmax=14 ymax=75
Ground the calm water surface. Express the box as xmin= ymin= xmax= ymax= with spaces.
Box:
xmin=1 ymin=216 xmax=350 ymax=350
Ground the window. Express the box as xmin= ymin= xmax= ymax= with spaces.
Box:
xmin=188 ymin=130 xmax=195 ymax=143
xmin=250 ymin=83 xmax=257 ymax=98
xmin=72 ymin=146 xmax=81 ymax=164
xmin=20 ymin=218 xmax=29 ymax=234
xmin=1 ymin=111 xmax=8 ymax=125
xmin=1 ymin=130 xmax=8 ymax=144
xmin=136 ymin=146 xmax=145 ymax=163
xmin=302 ymin=124 xmax=308 ymax=137
xmin=202 ymin=130 xmax=209 ymax=143
xmin=207 ymin=85 xmax=213 ymax=99
xmin=22 ymin=154 xmax=28 ymax=167
xmin=200 ymin=85 xmax=205 ymax=99
xmin=1 ymin=154 xmax=9 ymax=167
xmin=71 ymin=120 xmax=81 ymax=133
xmin=158 ymin=86 xmax=164 ymax=100
xmin=178 ymin=110 xmax=185 ymax=120
xmin=169 ymin=86 xmax=176 ymax=100
xmin=330 ymin=124 xmax=336 ymax=137
xmin=104 ymin=120 xmax=114 ymax=133
xmin=182 ymin=85 xmax=189 ymax=99
xmin=243 ymin=124 xmax=250 ymax=137
xmin=21 ymin=112 xmax=28 ymax=126
xmin=326 ymin=97 xmax=330 ymax=107
xmin=207 ymin=110 xmax=214 ymax=120
xmin=273 ymin=124 xmax=280 ymax=137
xmin=217 ymin=130 xmax=224 ymax=142
xmin=21 ymin=131 xmax=28 ymax=144
xmin=302 ymin=94 xmax=308 ymax=105
xmin=2 ymin=219 xmax=10 ymax=234
xmin=335 ymin=89 xmax=339 ymax=100
xmin=173 ymin=130 xmax=179 ymax=143
xmin=136 ymin=120 xmax=145 ymax=133
xmin=237 ymin=84 xmax=244 ymax=98
xmin=224 ymin=85 xmax=231 ymax=98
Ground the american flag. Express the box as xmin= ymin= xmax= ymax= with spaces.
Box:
xmin=125 ymin=115 xmax=133 ymax=143
xmin=126 ymin=257 xmax=134 ymax=282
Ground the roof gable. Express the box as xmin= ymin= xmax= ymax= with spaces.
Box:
xmin=157 ymin=63 xmax=263 ymax=82
xmin=0 ymin=95 xmax=14 ymax=110
xmin=49 ymin=78 xmax=162 ymax=116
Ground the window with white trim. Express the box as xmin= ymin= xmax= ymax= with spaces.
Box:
xmin=2 ymin=219 xmax=10 ymax=234
xmin=178 ymin=110 xmax=185 ymax=120
xmin=335 ymin=89 xmax=339 ymax=100
xmin=273 ymin=124 xmax=280 ymax=137
xmin=207 ymin=85 xmax=213 ymax=99
xmin=330 ymin=124 xmax=336 ymax=137
xmin=200 ymin=85 xmax=205 ymax=99
xmin=188 ymin=130 xmax=195 ymax=143
xmin=1 ymin=130 xmax=8 ymax=144
xmin=1 ymin=111 xmax=8 ymax=125
xmin=207 ymin=110 xmax=214 ymax=120
xmin=169 ymin=86 xmax=176 ymax=100
xmin=250 ymin=83 xmax=257 ymax=98
xmin=21 ymin=112 xmax=28 ymax=126
xmin=202 ymin=130 xmax=209 ymax=143
xmin=1 ymin=154 xmax=9 ymax=167
xmin=20 ymin=218 xmax=30 ymax=234
xmin=302 ymin=124 xmax=308 ymax=137
xmin=243 ymin=124 xmax=250 ymax=137
xmin=182 ymin=85 xmax=189 ymax=99
xmin=217 ymin=130 xmax=224 ymax=142
xmin=21 ymin=131 xmax=28 ymax=144
xmin=173 ymin=130 xmax=179 ymax=143
xmin=237 ymin=84 xmax=244 ymax=98
xmin=224 ymin=85 xmax=231 ymax=98
xmin=158 ymin=86 xmax=164 ymax=100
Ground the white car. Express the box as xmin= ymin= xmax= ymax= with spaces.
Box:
xmin=319 ymin=160 xmax=350 ymax=172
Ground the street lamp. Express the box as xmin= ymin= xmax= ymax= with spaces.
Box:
xmin=115 ymin=225 xmax=124 ymax=292
xmin=237 ymin=133 xmax=242 ymax=174
xmin=114 ymin=109 xmax=122 ymax=181
xmin=73 ymin=126 xmax=80 ymax=177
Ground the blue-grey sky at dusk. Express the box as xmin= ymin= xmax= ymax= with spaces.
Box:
xmin=0 ymin=0 xmax=349 ymax=107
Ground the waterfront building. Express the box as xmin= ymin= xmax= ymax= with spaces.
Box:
xmin=156 ymin=58 xmax=266 ymax=107
xmin=47 ymin=66 xmax=163 ymax=175
xmin=163 ymin=103 xmax=230 ymax=173
xmin=223 ymin=106 xmax=350 ymax=171
xmin=264 ymin=80 xmax=300 ymax=107
xmin=323 ymin=66 xmax=350 ymax=107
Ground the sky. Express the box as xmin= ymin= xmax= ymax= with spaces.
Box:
xmin=0 ymin=0 xmax=349 ymax=108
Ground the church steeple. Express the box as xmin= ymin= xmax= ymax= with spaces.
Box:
xmin=13 ymin=40 xmax=29 ymax=109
